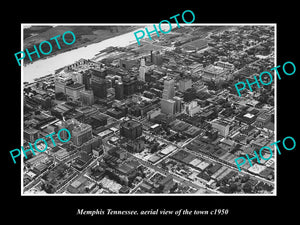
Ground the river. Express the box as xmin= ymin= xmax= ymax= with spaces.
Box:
xmin=22 ymin=24 xmax=176 ymax=83
xmin=23 ymin=26 xmax=146 ymax=83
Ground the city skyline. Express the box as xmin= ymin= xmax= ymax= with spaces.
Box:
xmin=22 ymin=24 xmax=276 ymax=195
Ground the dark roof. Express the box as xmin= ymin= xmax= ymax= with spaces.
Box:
xmin=121 ymin=120 xmax=141 ymax=129
xmin=66 ymin=83 xmax=85 ymax=89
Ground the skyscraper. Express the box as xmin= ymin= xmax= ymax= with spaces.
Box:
xmin=82 ymin=71 xmax=91 ymax=90
xmin=123 ymin=76 xmax=137 ymax=96
xmin=141 ymin=57 xmax=145 ymax=67
xmin=151 ymin=51 xmax=163 ymax=66
xmin=139 ymin=66 xmax=146 ymax=82
xmin=90 ymin=69 xmax=107 ymax=99
xmin=161 ymin=99 xmax=175 ymax=115
xmin=80 ymin=89 xmax=94 ymax=106
xmin=75 ymin=72 xmax=83 ymax=84
xmin=139 ymin=58 xmax=146 ymax=82
xmin=162 ymin=79 xmax=175 ymax=100
xmin=173 ymin=96 xmax=183 ymax=113
xmin=184 ymin=101 xmax=201 ymax=117
xmin=115 ymin=81 xmax=124 ymax=100
xmin=57 ymin=118 xmax=79 ymax=140
xmin=55 ymin=74 xmax=73 ymax=94
xmin=145 ymin=71 xmax=152 ymax=83
xmin=65 ymin=83 xmax=85 ymax=101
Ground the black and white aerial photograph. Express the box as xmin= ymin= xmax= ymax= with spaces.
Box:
xmin=21 ymin=24 xmax=276 ymax=195
xmin=4 ymin=2 xmax=300 ymax=222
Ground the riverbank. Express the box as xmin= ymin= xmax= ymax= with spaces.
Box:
xmin=23 ymin=25 xmax=142 ymax=66
xmin=23 ymin=25 xmax=149 ymax=83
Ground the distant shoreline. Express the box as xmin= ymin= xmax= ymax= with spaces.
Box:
xmin=23 ymin=25 xmax=141 ymax=66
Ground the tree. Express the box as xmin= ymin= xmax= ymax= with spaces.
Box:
xmin=160 ymin=161 xmax=167 ymax=170
xmin=243 ymin=182 xmax=252 ymax=193
xmin=241 ymin=174 xmax=250 ymax=183
xmin=150 ymin=143 xmax=159 ymax=153
xmin=169 ymin=183 xmax=178 ymax=193
xmin=229 ymin=183 xmax=238 ymax=193
xmin=140 ymin=171 xmax=146 ymax=178
xmin=165 ymin=129 xmax=171 ymax=136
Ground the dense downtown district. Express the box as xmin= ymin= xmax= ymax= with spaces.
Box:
xmin=23 ymin=25 xmax=275 ymax=194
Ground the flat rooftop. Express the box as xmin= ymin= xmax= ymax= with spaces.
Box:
xmin=203 ymin=65 xmax=226 ymax=75
xmin=66 ymin=83 xmax=85 ymax=89
xmin=24 ymin=128 xmax=39 ymax=134
xmin=121 ymin=120 xmax=141 ymax=129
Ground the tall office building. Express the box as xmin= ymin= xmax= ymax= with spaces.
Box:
xmin=145 ymin=71 xmax=152 ymax=83
xmin=141 ymin=57 xmax=145 ymax=67
xmin=72 ymin=123 xmax=93 ymax=146
xmin=120 ymin=120 xmax=142 ymax=140
xmin=65 ymin=83 xmax=85 ymax=101
xmin=115 ymin=81 xmax=124 ymax=100
xmin=162 ymin=79 xmax=175 ymax=100
xmin=90 ymin=69 xmax=107 ymax=99
xmin=139 ymin=57 xmax=156 ymax=82
xmin=173 ymin=96 xmax=183 ymax=113
xmin=82 ymin=71 xmax=91 ymax=90
xmin=57 ymin=118 xmax=79 ymax=141
xmin=161 ymin=78 xmax=176 ymax=115
xmin=184 ymin=101 xmax=201 ymax=117
xmin=139 ymin=66 xmax=146 ymax=82
xmin=139 ymin=58 xmax=147 ymax=82
xmin=74 ymin=72 xmax=83 ymax=84
xmin=123 ymin=76 xmax=137 ymax=96
xmin=80 ymin=89 xmax=94 ymax=106
xmin=179 ymin=78 xmax=192 ymax=92
xmin=55 ymin=74 xmax=73 ymax=94
xmin=151 ymin=51 xmax=163 ymax=66
xmin=161 ymin=98 xmax=175 ymax=115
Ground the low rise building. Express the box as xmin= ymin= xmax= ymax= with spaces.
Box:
xmin=211 ymin=119 xmax=231 ymax=137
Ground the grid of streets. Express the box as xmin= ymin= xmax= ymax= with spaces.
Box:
xmin=22 ymin=24 xmax=275 ymax=195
